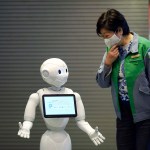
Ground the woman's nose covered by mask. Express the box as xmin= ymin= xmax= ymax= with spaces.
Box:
xmin=104 ymin=33 xmax=121 ymax=47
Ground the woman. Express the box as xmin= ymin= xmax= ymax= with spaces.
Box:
xmin=96 ymin=9 xmax=150 ymax=150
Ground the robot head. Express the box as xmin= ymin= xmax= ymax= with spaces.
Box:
xmin=40 ymin=58 xmax=69 ymax=87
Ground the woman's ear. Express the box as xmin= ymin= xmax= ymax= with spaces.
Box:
xmin=117 ymin=27 xmax=123 ymax=34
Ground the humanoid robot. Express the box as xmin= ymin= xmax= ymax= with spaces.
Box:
xmin=18 ymin=58 xmax=105 ymax=150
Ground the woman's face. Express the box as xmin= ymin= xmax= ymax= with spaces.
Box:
xmin=100 ymin=28 xmax=123 ymax=47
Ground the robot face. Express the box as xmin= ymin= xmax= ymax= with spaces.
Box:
xmin=40 ymin=58 xmax=69 ymax=87
xmin=52 ymin=65 xmax=69 ymax=87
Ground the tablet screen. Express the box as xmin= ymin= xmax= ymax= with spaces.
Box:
xmin=42 ymin=94 xmax=77 ymax=118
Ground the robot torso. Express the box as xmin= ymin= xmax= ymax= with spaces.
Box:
xmin=37 ymin=87 xmax=74 ymax=131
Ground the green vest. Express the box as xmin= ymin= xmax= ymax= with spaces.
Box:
xmin=109 ymin=36 xmax=150 ymax=115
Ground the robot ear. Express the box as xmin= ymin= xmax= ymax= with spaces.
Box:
xmin=42 ymin=70 xmax=49 ymax=78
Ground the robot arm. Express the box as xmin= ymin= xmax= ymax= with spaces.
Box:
xmin=18 ymin=93 xmax=40 ymax=139
xmin=74 ymin=92 xmax=105 ymax=146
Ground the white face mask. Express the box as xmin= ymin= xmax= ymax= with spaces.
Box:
xmin=104 ymin=33 xmax=121 ymax=48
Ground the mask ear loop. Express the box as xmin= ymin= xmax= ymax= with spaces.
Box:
xmin=116 ymin=27 xmax=123 ymax=40
xmin=116 ymin=27 xmax=122 ymax=34
xmin=115 ymin=28 xmax=119 ymax=35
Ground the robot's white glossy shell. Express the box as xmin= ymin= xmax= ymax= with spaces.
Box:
xmin=40 ymin=58 xmax=69 ymax=87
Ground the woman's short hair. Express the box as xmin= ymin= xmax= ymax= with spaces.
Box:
xmin=96 ymin=9 xmax=130 ymax=36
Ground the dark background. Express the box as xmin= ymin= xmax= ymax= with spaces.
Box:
xmin=0 ymin=0 xmax=149 ymax=149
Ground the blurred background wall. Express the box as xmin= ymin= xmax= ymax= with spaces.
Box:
xmin=0 ymin=0 xmax=149 ymax=150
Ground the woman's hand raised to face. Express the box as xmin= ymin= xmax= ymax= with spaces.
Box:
xmin=104 ymin=44 xmax=119 ymax=67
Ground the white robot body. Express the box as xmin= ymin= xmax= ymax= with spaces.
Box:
xmin=38 ymin=87 xmax=73 ymax=150
xmin=18 ymin=58 xmax=105 ymax=150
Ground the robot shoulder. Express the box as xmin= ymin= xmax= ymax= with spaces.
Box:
xmin=36 ymin=88 xmax=47 ymax=94
xmin=64 ymin=87 xmax=74 ymax=94
xmin=28 ymin=92 xmax=40 ymax=105
xmin=63 ymin=88 xmax=82 ymax=102
xmin=73 ymin=92 xmax=82 ymax=102
xmin=29 ymin=93 xmax=39 ymax=99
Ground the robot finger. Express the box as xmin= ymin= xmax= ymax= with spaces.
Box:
xmin=97 ymin=136 xmax=104 ymax=143
xmin=20 ymin=132 xmax=25 ymax=138
xmin=18 ymin=122 xmax=23 ymax=129
xmin=17 ymin=130 xmax=21 ymax=136
xmin=99 ymin=134 xmax=105 ymax=140
xmin=23 ymin=133 xmax=27 ymax=138
xmin=95 ymin=126 xmax=99 ymax=132
xmin=92 ymin=139 xmax=98 ymax=146
xmin=18 ymin=130 xmax=24 ymax=137
xmin=26 ymin=134 xmax=30 ymax=139
xmin=25 ymin=134 xmax=30 ymax=139
xmin=95 ymin=138 xmax=101 ymax=145
xmin=21 ymin=131 xmax=29 ymax=139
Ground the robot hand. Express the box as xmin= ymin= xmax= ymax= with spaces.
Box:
xmin=89 ymin=126 xmax=105 ymax=146
xmin=18 ymin=121 xmax=33 ymax=139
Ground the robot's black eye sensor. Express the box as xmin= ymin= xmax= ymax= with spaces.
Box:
xmin=58 ymin=70 xmax=61 ymax=74
xmin=66 ymin=69 xmax=68 ymax=72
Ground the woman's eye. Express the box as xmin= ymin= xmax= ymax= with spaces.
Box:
xmin=58 ymin=70 xmax=61 ymax=74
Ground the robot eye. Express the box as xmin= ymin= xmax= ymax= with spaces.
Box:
xmin=58 ymin=70 xmax=61 ymax=74
xmin=66 ymin=69 xmax=68 ymax=72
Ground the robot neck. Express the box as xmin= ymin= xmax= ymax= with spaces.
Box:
xmin=50 ymin=86 xmax=62 ymax=91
